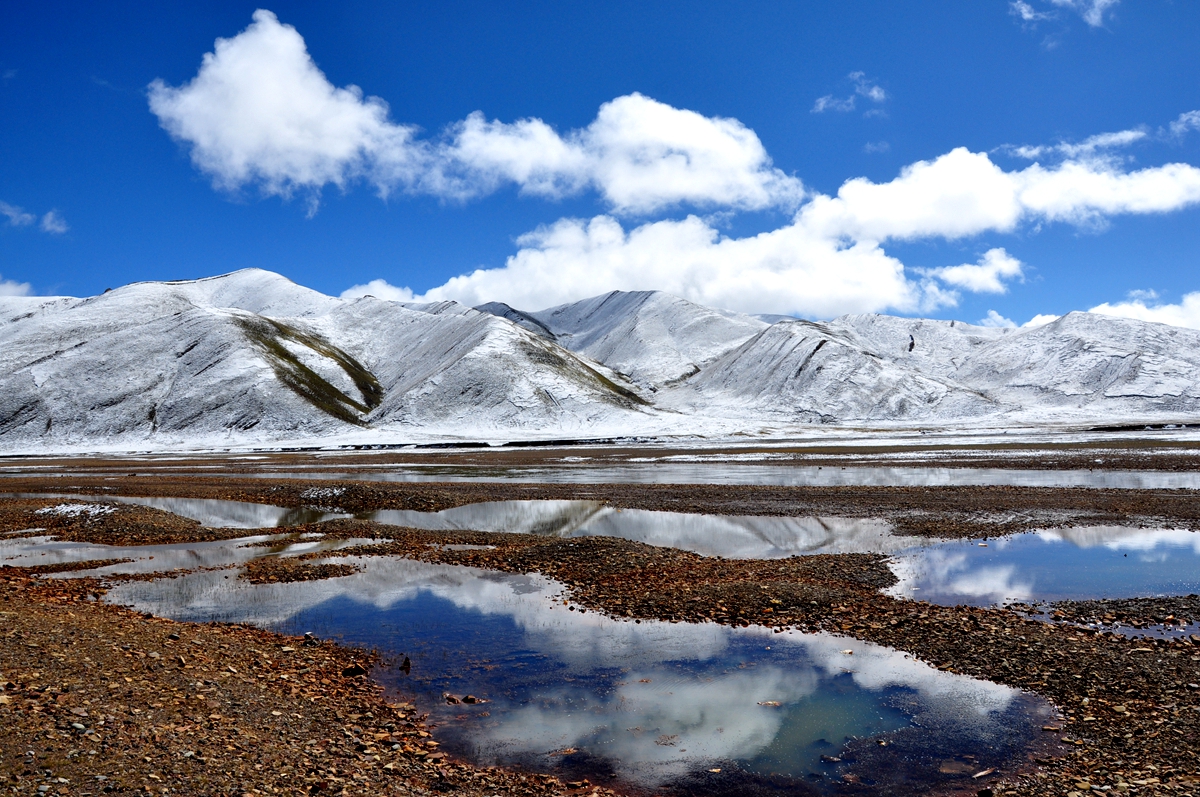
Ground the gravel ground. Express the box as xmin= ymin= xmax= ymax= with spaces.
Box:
xmin=2 ymin=483 xmax=1199 ymax=797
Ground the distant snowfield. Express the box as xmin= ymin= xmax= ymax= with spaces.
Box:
xmin=3 ymin=268 xmax=1200 ymax=455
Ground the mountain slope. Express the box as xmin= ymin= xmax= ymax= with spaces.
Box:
xmin=5 ymin=270 xmax=1200 ymax=451
xmin=0 ymin=272 xmax=653 ymax=448
xmin=521 ymin=291 xmax=768 ymax=387
xmin=683 ymin=319 xmax=999 ymax=423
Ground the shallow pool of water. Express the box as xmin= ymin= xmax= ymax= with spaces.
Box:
xmin=0 ymin=529 xmax=368 ymax=576
xmin=254 ymin=463 xmax=1200 ymax=489
xmin=3 ymin=492 xmax=346 ymax=529
xmin=5 ymin=493 xmax=922 ymax=558
xmin=104 ymin=555 xmax=1055 ymax=795
xmin=888 ymin=527 xmax=1200 ymax=606
xmin=360 ymin=501 xmax=922 ymax=558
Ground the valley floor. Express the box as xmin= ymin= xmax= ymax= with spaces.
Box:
xmin=2 ymin=449 xmax=1199 ymax=796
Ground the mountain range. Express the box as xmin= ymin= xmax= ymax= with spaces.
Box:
xmin=2 ymin=268 xmax=1198 ymax=451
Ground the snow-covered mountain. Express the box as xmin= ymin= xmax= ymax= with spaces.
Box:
xmin=0 ymin=271 xmax=651 ymax=449
xmin=481 ymin=290 xmax=768 ymax=387
xmin=3 ymin=268 xmax=1200 ymax=452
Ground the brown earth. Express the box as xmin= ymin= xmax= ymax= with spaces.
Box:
xmin=1 ymin=484 xmax=1199 ymax=797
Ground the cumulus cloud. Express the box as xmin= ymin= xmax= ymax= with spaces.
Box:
xmin=1023 ymin=313 xmax=1060 ymax=327
xmin=340 ymin=278 xmax=414 ymax=302
xmin=432 ymin=95 xmax=805 ymax=213
xmin=979 ymin=310 xmax=1017 ymax=328
xmin=0 ymin=275 xmax=32 ymax=297
xmin=1048 ymin=0 xmax=1119 ymax=27
xmin=148 ymin=10 xmax=422 ymax=202
xmin=40 ymin=211 xmax=68 ymax=234
xmin=926 ymin=249 xmax=1024 ymax=294
xmin=1088 ymin=292 xmax=1200 ymax=330
xmin=413 ymin=214 xmax=921 ymax=317
xmin=374 ymin=146 xmax=1200 ymax=316
xmin=0 ymin=201 xmax=36 ymax=227
xmin=149 ymin=11 xmax=802 ymax=214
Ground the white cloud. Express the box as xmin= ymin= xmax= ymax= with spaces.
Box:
xmin=1009 ymin=127 xmax=1146 ymax=160
xmin=1169 ymin=111 xmax=1200 ymax=139
xmin=148 ymin=10 xmax=422 ymax=201
xmin=812 ymin=95 xmax=855 ymax=114
xmin=353 ymin=144 xmax=1200 ymax=317
xmin=149 ymin=11 xmax=802 ymax=215
xmin=433 ymin=95 xmax=805 ymax=213
xmin=1 ymin=202 xmax=66 ymax=233
xmin=1048 ymin=0 xmax=1119 ymax=27
xmin=927 ymin=248 xmax=1024 ymax=294
xmin=850 ymin=72 xmax=887 ymax=103
xmin=0 ymin=201 xmax=35 ymax=227
xmin=979 ymin=310 xmax=1017 ymax=328
xmin=811 ymin=72 xmax=886 ymax=115
xmin=1089 ymin=292 xmax=1200 ymax=330
xmin=40 ymin=211 xmax=68 ymax=234
xmin=1022 ymin=313 xmax=1060 ymax=327
xmin=417 ymin=214 xmax=921 ymax=317
xmin=863 ymin=141 xmax=890 ymax=154
xmin=339 ymin=278 xmax=414 ymax=302
xmin=1010 ymin=1 xmax=1053 ymax=22
xmin=0 ymin=275 xmax=31 ymax=297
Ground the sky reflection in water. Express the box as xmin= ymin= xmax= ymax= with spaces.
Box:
xmin=104 ymin=556 xmax=1051 ymax=793
xmin=888 ymin=527 xmax=1200 ymax=606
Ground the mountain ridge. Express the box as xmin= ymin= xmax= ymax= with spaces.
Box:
xmin=3 ymin=269 xmax=1200 ymax=451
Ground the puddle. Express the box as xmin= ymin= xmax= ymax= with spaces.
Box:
xmin=0 ymin=531 xmax=371 ymax=576
xmin=252 ymin=463 xmax=1200 ymax=489
xmin=360 ymin=501 xmax=922 ymax=558
xmin=3 ymin=492 xmax=347 ymax=529
xmin=888 ymin=527 xmax=1200 ymax=606
xmin=104 ymin=555 xmax=1056 ymax=795
xmin=4 ymin=493 xmax=920 ymax=558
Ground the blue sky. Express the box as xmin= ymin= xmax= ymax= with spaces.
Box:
xmin=2 ymin=1 xmax=1199 ymax=326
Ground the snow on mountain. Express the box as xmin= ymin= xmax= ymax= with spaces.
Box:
xmin=0 ymin=271 xmax=652 ymax=450
xmin=517 ymin=290 xmax=768 ymax=387
xmin=304 ymin=297 xmax=650 ymax=429
xmin=824 ymin=314 xmax=1013 ymax=380
xmin=955 ymin=311 xmax=1200 ymax=417
xmin=473 ymin=302 xmax=556 ymax=340
xmin=684 ymin=319 xmax=999 ymax=423
xmin=4 ymin=270 xmax=1200 ymax=452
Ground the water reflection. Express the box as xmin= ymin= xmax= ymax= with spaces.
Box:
xmin=2 ymin=492 xmax=348 ymax=528
xmin=888 ymin=527 xmax=1200 ymax=606
xmin=0 ymin=531 xmax=367 ymax=576
xmin=362 ymin=501 xmax=920 ymax=558
xmin=6 ymin=493 xmax=919 ymax=558
xmin=255 ymin=463 xmax=1200 ymax=489
xmin=105 ymin=556 xmax=1052 ymax=793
